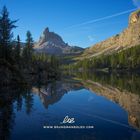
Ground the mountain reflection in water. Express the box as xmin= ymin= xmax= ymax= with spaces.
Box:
xmin=0 ymin=74 xmax=140 ymax=140
xmin=76 ymin=72 xmax=140 ymax=130
xmin=32 ymin=80 xmax=83 ymax=109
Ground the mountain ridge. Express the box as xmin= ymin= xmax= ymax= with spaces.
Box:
xmin=81 ymin=9 xmax=140 ymax=59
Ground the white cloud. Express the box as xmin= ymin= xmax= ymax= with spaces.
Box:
xmin=88 ymin=35 xmax=95 ymax=42
xmin=132 ymin=0 xmax=140 ymax=8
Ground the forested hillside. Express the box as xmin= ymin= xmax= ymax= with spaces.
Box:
xmin=71 ymin=44 xmax=140 ymax=72
xmin=0 ymin=6 xmax=60 ymax=86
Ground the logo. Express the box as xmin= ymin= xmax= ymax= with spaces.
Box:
xmin=60 ymin=116 xmax=75 ymax=124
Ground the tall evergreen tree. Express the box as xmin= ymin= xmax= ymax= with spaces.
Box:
xmin=22 ymin=31 xmax=34 ymax=62
xmin=26 ymin=31 xmax=34 ymax=56
xmin=0 ymin=6 xmax=17 ymax=61
xmin=16 ymin=35 xmax=21 ymax=59
xmin=15 ymin=35 xmax=21 ymax=64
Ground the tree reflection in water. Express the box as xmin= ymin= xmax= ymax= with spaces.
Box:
xmin=0 ymin=77 xmax=83 ymax=140
xmin=0 ymin=73 xmax=140 ymax=139
xmin=75 ymin=71 xmax=140 ymax=130
xmin=0 ymin=85 xmax=33 ymax=139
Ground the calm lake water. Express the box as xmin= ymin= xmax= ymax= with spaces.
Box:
xmin=0 ymin=73 xmax=140 ymax=140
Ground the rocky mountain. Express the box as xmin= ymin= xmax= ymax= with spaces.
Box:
xmin=82 ymin=9 xmax=140 ymax=58
xmin=34 ymin=27 xmax=84 ymax=55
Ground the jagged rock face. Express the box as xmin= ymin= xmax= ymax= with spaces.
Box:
xmin=36 ymin=28 xmax=67 ymax=49
xmin=83 ymin=9 xmax=140 ymax=58
xmin=34 ymin=28 xmax=83 ymax=55
xmin=129 ymin=9 xmax=140 ymax=24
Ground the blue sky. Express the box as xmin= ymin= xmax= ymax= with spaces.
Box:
xmin=0 ymin=0 xmax=139 ymax=48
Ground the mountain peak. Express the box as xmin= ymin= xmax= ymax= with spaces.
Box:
xmin=129 ymin=9 xmax=140 ymax=25
xmin=34 ymin=28 xmax=84 ymax=55
xmin=44 ymin=27 xmax=49 ymax=33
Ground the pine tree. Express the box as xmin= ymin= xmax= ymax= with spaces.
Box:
xmin=15 ymin=35 xmax=21 ymax=62
xmin=22 ymin=31 xmax=34 ymax=64
xmin=26 ymin=31 xmax=34 ymax=57
xmin=0 ymin=6 xmax=17 ymax=61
